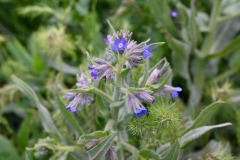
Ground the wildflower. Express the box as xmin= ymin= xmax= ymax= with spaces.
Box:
xmin=142 ymin=45 xmax=152 ymax=59
xmin=85 ymin=139 xmax=100 ymax=150
xmin=124 ymin=41 xmax=146 ymax=68
xmin=133 ymin=91 xmax=155 ymax=103
xmin=112 ymin=38 xmax=127 ymax=51
xmin=146 ymin=61 xmax=169 ymax=85
xmin=76 ymin=75 xmax=89 ymax=88
xmin=88 ymin=66 xmax=99 ymax=80
xmin=65 ymin=75 xmax=93 ymax=113
xmin=90 ymin=59 xmax=115 ymax=81
xmin=126 ymin=93 xmax=148 ymax=118
xmin=164 ymin=85 xmax=182 ymax=98
xmin=65 ymin=93 xmax=93 ymax=113
xmin=104 ymin=35 xmax=113 ymax=45
xmin=106 ymin=146 xmax=116 ymax=160
xmin=171 ymin=10 xmax=178 ymax=19
xmin=134 ymin=107 xmax=148 ymax=118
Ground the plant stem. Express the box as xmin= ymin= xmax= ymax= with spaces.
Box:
xmin=93 ymin=87 xmax=113 ymax=102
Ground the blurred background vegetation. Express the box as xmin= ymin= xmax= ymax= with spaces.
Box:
xmin=0 ymin=0 xmax=240 ymax=159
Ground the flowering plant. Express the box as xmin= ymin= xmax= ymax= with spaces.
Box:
xmin=11 ymin=24 xmax=231 ymax=160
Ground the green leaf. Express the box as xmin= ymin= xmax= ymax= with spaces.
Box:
xmin=160 ymin=142 xmax=180 ymax=160
xmin=87 ymin=131 xmax=117 ymax=160
xmin=182 ymin=101 xmax=225 ymax=135
xmin=139 ymin=149 xmax=161 ymax=160
xmin=77 ymin=130 xmax=110 ymax=145
xmin=205 ymin=36 xmax=240 ymax=60
xmin=97 ymin=81 xmax=110 ymax=117
xmin=0 ymin=135 xmax=21 ymax=160
xmin=17 ymin=118 xmax=31 ymax=154
xmin=121 ymin=68 xmax=130 ymax=78
xmin=6 ymin=40 xmax=33 ymax=69
xmin=109 ymin=101 xmax=125 ymax=109
xmin=180 ymin=123 xmax=232 ymax=147
xmin=11 ymin=75 xmax=63 ymax=141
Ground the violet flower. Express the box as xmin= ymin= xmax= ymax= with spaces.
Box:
xmin=65 ymin=75 xmax=94 ymax=113
xmin=134 ymin=107 xmax=148 ymax=118
xmin=164 ymin=85 xmax=182 ymax=98
xmin=88 ymin=66 xmax=99 ymax=80
xmin=142 ymin=45 xmax=152 ymax=59
xmin=126 ymin=93 xmax=148 ymax=118
xmin=133 ymin=91 xmax=155 ymax=104
xmin=90 ymin=59 xmax=115 ymax=81
xmin=104 ymin=35 xmax=113 ymax=45
xmin=171 ymin=10 xmax=178 ymax=19
xmin=112 ymin=38 xmax=127 ymax=51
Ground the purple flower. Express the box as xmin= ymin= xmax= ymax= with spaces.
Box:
xmin=142 ymin=45 xmax=152 ymax=59
xmin=65 ymin=93 xmax=94 ymax=113
xmin=76 ymin=75 xmax=89 ymax=88
xmin=146 ymin=68 xmax=164 ymax=85
xmin=164 ymin=85 xmax=182 ymax=98
xmin=124 ymin=41 xmax=146 ymax=68
xmin=112 ymin=38 xmax=127 ymax=51
xmin=106 ymin=146 xmax=117 ymax=160
xmin=104 ymin=35 xmax=113 ymax=45
xmin=65 ymin=75 xmax=93 ymax=113
xmin=134 ymin=107 xmax=148 ymax=118
xmin=133 ymin=91 xmax=155 ymax=104
xmin=126 ymin=93 xmax=148 ymax=118
xmin=90 ymin=59 xmax=115 ymax=81
xmin=88 ymin=66 xmax=99 ymax=79
xmin=171 ymin=10 xmax=178 ymax=19
xmin=85 ymin=139 xmax=100 ymax=150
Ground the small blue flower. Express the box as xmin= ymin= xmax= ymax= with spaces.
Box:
xmin=88 ymin=66 xmax=98 ymax=79
xmin=142 ymin=45 xmax=152 ymax=59
xmin=164 ymin=85 xmax=182 ymax=98
xmin=104 ymin=35 xmax=113 ymax=45
xmin=112 ymin=38 xmax=127 ymax=51
xmin=171 ymin=10 xmax=178 ymax=19
xmin=134 ymin=107 xmax=148 ymax=118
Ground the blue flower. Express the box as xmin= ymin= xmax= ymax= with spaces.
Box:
xmin=104 ymin=35 xmax=113 ymax=45
xmin=88 ymin=66 xmax=98 ymax=79
xmin=164 ymin=85 xmax=182 ymax=98
xmin=171 ymin=10 xmax=178 ymax=19
xmin=142 ymin=45 xmax=152 ymax=59
xmin=134 ymin=107 xmax=148 ymax=118
xmin=112 ymin=38 xmax=127 ymax=51
xmin=126 ymin=93 xmax=148 ymax=118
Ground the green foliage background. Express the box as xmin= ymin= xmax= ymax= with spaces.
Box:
xmin=0 ymin=0 xmax=240 ymax=159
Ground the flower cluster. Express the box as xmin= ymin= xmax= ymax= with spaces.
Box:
xmin=65 ymin=30 xmax=182 ymax=119
xmin=126 ymin=91 xmax=155 ymax=118
xmin=65 ymin=75 xmax=93 ymax=113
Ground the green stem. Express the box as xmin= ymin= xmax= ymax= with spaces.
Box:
xmin=93 ymin=87 xmax=113 ymax=102
xmin=201 ymin=0 xmax=221 ymax=57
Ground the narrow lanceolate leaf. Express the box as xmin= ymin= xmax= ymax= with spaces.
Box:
xmin=180 ymin=123 xmax=232 ymax=147
xmin=139 ymin=149 xmax=161 ymax=160
xmin=0 ymin=135 xmax=20 ymax=160
xmin=87 ymin=131 xmax=117 ymax=160
xmin=182 ymin=101 xmax=225 ymax=135
xmin=77 ymin=130 xmax=110 ymax=145
xmin=11 ymin=75 xmax=63 ymax=141
xmin=161 ymin=141 xmax=180 ymax=160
